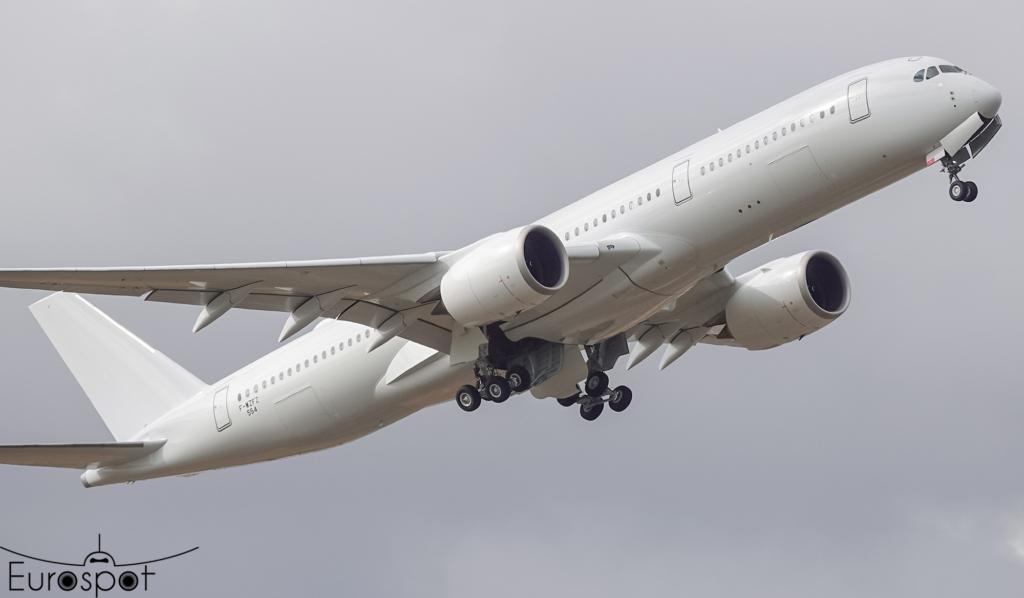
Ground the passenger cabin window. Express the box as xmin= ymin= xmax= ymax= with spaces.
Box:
xmin=926 ymin=66 xmax=939 ymax=80
xmin=914 ymin=69 xmax=925 ymax=82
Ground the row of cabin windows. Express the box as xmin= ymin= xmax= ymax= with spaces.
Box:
xmin=699 ymin=105 xmax=837 ymax=176
xmin=913 ymin=65 xmax=963 ymax=82
xmin=238 ymin=327 xmax=374 ymax=401
xmin=563 ymin=188 xmax=661 ymax=240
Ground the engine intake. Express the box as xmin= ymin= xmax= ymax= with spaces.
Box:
xmin=724 ymin=250 xmax=850 ymax=350
xmin=441 ymin=225 xmax=569 ymax=327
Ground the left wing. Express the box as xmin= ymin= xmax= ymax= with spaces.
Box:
xmin=0 ymin=253 xmax=457 ymax=350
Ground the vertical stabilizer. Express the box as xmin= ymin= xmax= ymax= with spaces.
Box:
xmin=30 ymin=292 xmax=207 ymax=441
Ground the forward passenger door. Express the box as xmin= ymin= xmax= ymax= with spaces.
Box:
xmin=671 ymin=160 xmax=692 ymax=204
xmin=848 ymin=78 xmax=870 ymax=122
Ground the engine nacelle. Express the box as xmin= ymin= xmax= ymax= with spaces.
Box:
xmin=724 ymin=250 xmax=850 ymax=350
xmin=440 ymin=225 xmax=569 ymax=327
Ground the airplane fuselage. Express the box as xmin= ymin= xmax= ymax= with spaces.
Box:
xmin=507 ymin=57 xmax=999 ymax=344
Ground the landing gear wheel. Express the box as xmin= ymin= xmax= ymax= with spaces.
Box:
xmin=557 ymin=395 xmax=579 ymax=407
xmin=585 ymin=371 xmax=609 ymax=397
xmin=608 ymin=386 xmax=633 ymax=412
xmin=580 ymin=401 xmax=604 ymax=421
xmin=506 ymin=366 xmax=531 ymax=393
xmin=485 ymin=376 xmax=511 ymax=403
xmin=963 ymin=181 xmax=978 ymax=202
xmin=949 ymin=180 xmax=966 ymax=201
xmin=455 ymin=385 xmax=481 ymax=412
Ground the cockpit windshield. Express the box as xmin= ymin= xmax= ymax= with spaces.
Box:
xmin=914 ymin=64 xmax=965 ymax=82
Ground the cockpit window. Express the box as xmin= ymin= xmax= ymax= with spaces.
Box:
xmin=913 ymin=69 xmax=925 ymax=82
xmin=926 ymin=66 xmax=939 ymax=80
xmin=939 ymin=65 xmax=963 ymax=73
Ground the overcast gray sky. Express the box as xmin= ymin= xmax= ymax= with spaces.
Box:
xmin=0 ymin=1 xmax=1021 ymax=596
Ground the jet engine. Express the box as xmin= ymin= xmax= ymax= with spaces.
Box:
xmin=440 ymin=225 xmax=569 ymax=327
xmin=724 ymin=251 xmax=850 ymax=350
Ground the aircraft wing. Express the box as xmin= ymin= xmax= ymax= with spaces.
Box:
xmin=0 ymin=253 xmax=458 ymax=351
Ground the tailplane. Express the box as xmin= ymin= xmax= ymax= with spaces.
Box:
xmin=0 ymin=441 xmax=165 ymax=469
xmin=30 ymin=292 xmax=207 ymax=441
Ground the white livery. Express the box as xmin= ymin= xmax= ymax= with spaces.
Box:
xmin=0 ymin=57 xmax=1003 ymax=487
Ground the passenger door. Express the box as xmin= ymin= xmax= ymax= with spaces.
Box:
xmin=671 ymin=160 xmax=692 ymax=204
xmin=212 ymin=387 xmax=231 ymax=431
xmin=848 ymin=78 xmax=870 ymax=122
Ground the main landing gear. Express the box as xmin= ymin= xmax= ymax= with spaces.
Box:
xmin=944 ymin=161 xmax=978 ymax=203
xmin=557 ymin=372 xmax=633 ymax=422
xmin=454 ymin=362 xmax=532 ymax=412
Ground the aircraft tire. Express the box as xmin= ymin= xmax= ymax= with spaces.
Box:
xmin=506 ymin=366 xmax=531 ymax=393
xmin=557 ymin=395 xmax=578 ymax=407
xmin=963 ymin=181 xmax=978 ymax=202
xmin=456 ymin=385 xmax=481 ymax=412
xmin=486 ymin=376 xmax=512 ymax=403
xmin=949 ymin=180 xmax=966 ymax=201
xmin=580 ymin=401 xmax=604 ymax=421
xmin=608 ymin=386 xmax=633 ymax=412
xmin=585 ymin=371 xmax=609 ymax=397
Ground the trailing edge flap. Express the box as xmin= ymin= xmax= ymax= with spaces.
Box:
xmin=0 ymin=440 xmax=166 ymax=469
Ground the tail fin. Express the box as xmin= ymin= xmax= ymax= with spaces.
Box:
xmin=30 ymin=293 xmax=207 ymax=441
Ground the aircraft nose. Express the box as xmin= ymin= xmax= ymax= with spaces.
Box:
xmin=973 ymin=78 xmax=1002 ymax=119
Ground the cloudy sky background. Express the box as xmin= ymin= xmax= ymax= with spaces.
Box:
xmin=0 ymin=1 xmax=1021 ymax=595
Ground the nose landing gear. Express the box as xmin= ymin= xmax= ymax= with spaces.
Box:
xmin=945 ymin=161 xmax=978 ymax=203
xmin=949 ymin=179 xmax=978 ymax=202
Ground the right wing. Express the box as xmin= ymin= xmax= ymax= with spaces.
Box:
xmin=0 ymin=441 xmax=166 ymax=469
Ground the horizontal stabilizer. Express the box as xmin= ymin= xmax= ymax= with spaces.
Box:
xmin=0 ymin=440 xmax=165 ymax=469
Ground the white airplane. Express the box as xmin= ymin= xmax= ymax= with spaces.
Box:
xmin=0 ymin=57 xmax=1002 ymax=487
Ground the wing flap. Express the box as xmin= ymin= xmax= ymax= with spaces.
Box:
xmin=0 ymin=440 xmax=165 ymax=469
